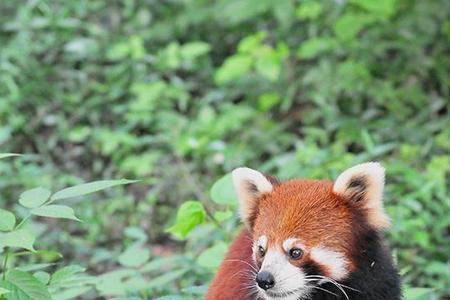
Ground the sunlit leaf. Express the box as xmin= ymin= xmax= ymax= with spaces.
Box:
xmin=255 ymin=54 xmax=280 ymax=81
xmin=238 ymin=32 xmax=266 ymax=53
xmin=50 ymin=265 xmax=86 ymax=286
xmin=166 ymin=201 xmax=206 ymax=239
xmin=180 ymin=42 xmax=211 ymax=60
xmin=19 ymin=187 xmax=51 ymax=208
xmin=297 ymin=37 xmax=337 ymax=59
xmin=17 ymin=264 xmax=55 ymax=273
xmin=215 ymin=55 xmax=252 ymax=85
xmin=31 ymin=205 xmax=81 ymax=221
xmin=0 ymin=153 xmax=21 ymax=159
xmin=0 ymin=287 xmax=11 ymax=295
xmin=333 ymin=13 xmax=376 ymax=41
xmin=0 ymin=230 xmax=35 ymax=251
xmin=0 ymin=209 xmax=16 ymax=231
xmin=50 ymin=179 xmax=138 ymax=201
xmin=296 ymin=1 xmax=323 ymax=20
xmin=0 ymin=270 xmax=52 ymax=300
xmin=349 ymin=0 xmax=397 ymax=18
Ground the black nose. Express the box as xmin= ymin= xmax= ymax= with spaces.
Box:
xmin=256 ymin=271 xmax=275 ymax=290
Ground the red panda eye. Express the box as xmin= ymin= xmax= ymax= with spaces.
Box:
xmin=289 ymin=248 xmax=303 ymax=260
xmin=258 ymin=246 xmax=265 ymax=257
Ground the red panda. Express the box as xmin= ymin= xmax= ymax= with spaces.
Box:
xmin=206 ymin=162 xmax=401 ymax=300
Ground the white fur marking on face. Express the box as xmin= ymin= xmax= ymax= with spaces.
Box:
xmin=253 ymin=235 xmax=268 ymax=261
xmin=310 ymin=246 xmax=348 ymax=280
xmin=258 ymin=248 xmax=310 ymax=300
xmin=333 ymin=162 xmax=390 ymax=229
xmin=282 ymin=238 xmax=305 ymax=252
xmin=259 ymin=235 xmax=268 ymax=249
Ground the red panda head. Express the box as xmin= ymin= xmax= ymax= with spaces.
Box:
xmin=231 ymin=162 xmax=390 ymax=300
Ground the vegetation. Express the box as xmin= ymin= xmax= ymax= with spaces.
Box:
xmin=0 ymin=0 xmax=448 ymax=299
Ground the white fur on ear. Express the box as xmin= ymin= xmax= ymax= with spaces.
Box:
xmin=231 ymin=167 xmax=273 ymax=229
xmin=333 ymin=162 xmax=390 ymax=229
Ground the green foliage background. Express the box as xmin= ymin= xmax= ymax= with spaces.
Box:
xmin=0 ymin=0 xmax=449 ymax=299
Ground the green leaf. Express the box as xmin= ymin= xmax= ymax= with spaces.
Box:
xmin=118 ymin=247 xmax=150 ymax=267
xmin=96 ymin=269 xmax=136 ymax=296
xmin=0 ymin=153 xmax=21 ymax=159
xmin=33 ymin=272 xmax=50 ymax=285
xmin=0 ymin=287 xmax=10 ymax=295
xmin=50 ymin=179 xmax=138 ymax=201
xmin=122 ymin=275 xmax=148 ymax=291
xmin=95 ymin=275 xmax=125 ymax=297
xmin=0 ymin=230 xmax=35 ymax=251
xmin=124 ymin=226 xmax=147 ymax=242
xmin=50 ymin=265 xmax=85 ymax=286
xmin=403 ymin=287 xmax=435 ymax=300
xmin=147 ymin=270 xmax=187 ymax=290
xmin=0 ymin=209 xmax=16 ymax=231
xmin=0 ymin=270 xmax=52 ymax=300
xmin=255 ymin=54 xmax=280 ymax=81
xmin=296 ymin=2 xmax=323 ymax=20
xmin=348 ymin=0 xmax=397 ymax=18
xmin=166 ymin=201 xmax=206 ymax=239
xmin=214 ymin=55 xmax=253 ymax=85
xmin=197 ymin=242 xmax=228 ymax=269
xmin=258 ymin=92 xmax=281 ymax=112
xmin=361 ymin=129 xmax=375 ymax=153
xmin=180 ymin=42 xmax=211 ymax=60
xmin=333 ymin=13 xmax=375 ymax=41
xmin=182 ymin=285 xmax=208 ymax=295
xmin=31 ymin=205 xmax=80 ymax=221
xmin=19 ymin=187 xmax=51 ymax=208
xmin=210 ymin=174 xmax=237 ymax=205
xmin=154 ymin=296 xmax=184 ymax=300
xmin=140 ymin=256 xmax=183 ymax=273
xmin=238 ymin=32 xmax=266 ymax=53
xmin=17 ymin=263 xmax=54 ymax=272
xmin=214 ymin=210 xmax=233 ymax=222
xmin=51 ymin=286 xmax=92 ymax=300
xmin=297 ymin=37 xmax=337 ymax=59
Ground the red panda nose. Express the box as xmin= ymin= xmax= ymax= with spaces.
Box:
xmin=256 ymin=271 xmax=275 ymax=290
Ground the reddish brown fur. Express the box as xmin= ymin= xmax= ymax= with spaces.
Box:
xmin=252 ymin=179 xmax=356 ymax=273
xmin=206 ymin=229 xmax=255 ymax=300
xmin=207 ymin=179 xmax=362 ymax=299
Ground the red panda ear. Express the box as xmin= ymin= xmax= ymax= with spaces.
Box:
xmin=231 ymin=167 xmax=273 ymax=230
xmin=333 ymin=162 xmax=390 ymax=230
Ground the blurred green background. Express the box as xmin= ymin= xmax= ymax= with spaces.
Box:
xmin=0 ymin=0 xmax=449 ymax=299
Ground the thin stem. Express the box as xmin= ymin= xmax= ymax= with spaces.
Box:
xmin=15 ymin=215 xmax=30 ymax=230
xmin=2 ymin=250 xmax=9 ymax=280
xmin=175 ymin=154 xmax=223 ymax=230
xmin=9 ymin=251 xmax=34 ymax=257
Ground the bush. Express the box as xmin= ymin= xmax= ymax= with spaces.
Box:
xmin=0 ymin=0 xmax=448 ymax=299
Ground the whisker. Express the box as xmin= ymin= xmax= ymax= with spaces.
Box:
xmin=304 ymin=275 xmax=350 ymax=300
xmin=224 ymin=259 xmax=258 ymax=272
xmin=311 ymin=285 xmax=338 ymax=297
xmin=306 ymin=275 xmax=360 ymax=292
xmin=229 ymin=269 xmax=255 ymax=281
